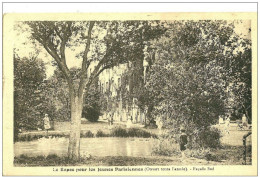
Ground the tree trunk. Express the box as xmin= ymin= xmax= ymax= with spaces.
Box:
xmin=68 ymin=95 xmax=83 ymax=160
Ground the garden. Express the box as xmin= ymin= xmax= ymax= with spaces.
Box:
xmin=13 ymin=20 xmax=252 ymax=166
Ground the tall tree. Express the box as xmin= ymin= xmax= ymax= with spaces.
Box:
xmin=25 ymin=21 xmax=165 ymax=160
xmin=144 ymin=20 xmax=251 ymax=147
xmin=14 ymin=53 xmax=46 ymax=140
xmin=228 ymin=43 xmax=252 ymax=122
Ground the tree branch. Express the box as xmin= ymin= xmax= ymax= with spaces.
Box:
xmin=54 ymin=27 xmax=63 ymax=41
xmin=59 ymin=22 xmax=72 ymax=63
xmin=82 ymin=21 xmax=95 ymax=72
xmin=83 ymin=41 xmax=117 ymax=91
xmin=82 ymin=64 xmax=110 ymax=104
xmin=43 ymin=43 xmax=75 ymax=94
xmin=93 ymin=64 xmax=112 ymax=81
xmin=29 ymin=21 xmax=76 ymax=96
xmin=79 ymin=59 xmax=111 ymax=100
xmin=78 ymin=21 xmax=95 ymax=98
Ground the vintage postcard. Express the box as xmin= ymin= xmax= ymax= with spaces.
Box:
xmin=3 ymin=12 xmax=257 ymax=175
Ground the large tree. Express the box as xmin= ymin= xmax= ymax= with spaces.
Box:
xmin=144 ymin=20 xmax=251 ymax=147
xmin=14 ymin=53 xmax=46 ymax=140
xmin=226 ymin=40 xmax=252 ymax=122
xmin=25 ymin=21 xmax=165 ymax=160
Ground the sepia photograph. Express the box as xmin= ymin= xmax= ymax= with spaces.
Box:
xmin=3 ymin=9 xmax=257 ymax=176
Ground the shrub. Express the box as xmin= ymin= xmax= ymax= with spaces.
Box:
xmin=35 ymin=155 xmax=45 ymax=161
xmin=83 ymin=105 xmax=100 ymax=122
xmin=128 ymin=128 xmax=154 ymax=138
xmin=16 ymin=127 xmax=156 ymax=141
xmin=145 ymin=123 xmax=157 ymax=129
xmin=19 ymin=154 xmax=28 ymax=159
xmin=81 ymin=130 xmax=94 ymax=138
xmin=111 ymin=127 xmax=128 ymax=137
xmin=19 ymin=136 xmax=26 ymax=141
xmin=197 ymin=127 xmax=222 ymax=148
xmin=26 ymin=135 xmax=32 ymax=141
xmin=15 ymin=154 xmax=70 ymax=166
xmin=185 ymin=147 xmax=227 ymax=162
xmin=152 ymin=138 xmax=180 ymax=156
xmin=151 ymin=134 xmax=158 ymax=139
xmin=127 ymin=128 xmax=139 ymax=137
xmin=46 ymin=154 xmax=59 ymax=160
xmin=96 ymin=130 xmax=109 ymax=137
xmin=18 ymin=134 xmax=51 ymax=142
xmin=185 ymin=148 xmax=212 ymax=159
xmin=82 ymin=86 xmax=101 ymax=123
xmin=18 ymin=131 xmax=96 ymax=141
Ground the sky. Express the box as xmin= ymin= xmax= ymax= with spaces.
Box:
xmin=14 ymin=20 xmax=251 ymax=79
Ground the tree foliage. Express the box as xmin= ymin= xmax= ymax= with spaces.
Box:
xmin=14 ymin=53 xmax=47 ymax=140
xmin=17 ymin=20 xmax=251 ymax=152
xmin=228 ymin=46 xmax=252 ymax=122
xmin=42 ymin=68 xmax=71 ymax=121
xmin=144 ymin=20 xmax=251 ymax=148
xmin=82 ymin=81 xmax=102 ymax=122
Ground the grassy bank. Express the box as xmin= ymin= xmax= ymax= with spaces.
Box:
xmin=17 ymin=127 xmax=157 ymax=142
xmin=14 ymin=154 xmax=177 ymax=166
xmin=208 ymin=145 xmax=252 ymax=165
xmin=152 ymin=139 xmax=252 ymax=165
xmin=14 ymin=144 xmax=251 ymax=166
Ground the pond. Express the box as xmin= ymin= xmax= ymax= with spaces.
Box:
xmin=14 ymin=137 xmax=155 ymax=157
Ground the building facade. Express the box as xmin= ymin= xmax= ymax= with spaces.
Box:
xmin=98 ymin=60 xmax=149 ymax=124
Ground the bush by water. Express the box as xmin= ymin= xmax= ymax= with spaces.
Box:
xmin=110 ymin=127 xmax=157 ymax=138
xmin=17 ymin=127 xmax=157 ymax=141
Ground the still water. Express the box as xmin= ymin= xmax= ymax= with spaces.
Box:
xmin=14 ymin=137 xmax=155 ymax=157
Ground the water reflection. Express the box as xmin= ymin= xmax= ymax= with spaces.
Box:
xmin=14 ymin=137 xmax=154 ymax=157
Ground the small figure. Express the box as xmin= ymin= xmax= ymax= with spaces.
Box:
xmin=219 ymin=115 xmax=224 ymax=125
xmin=179 ymin=127 xmax=188 ymax=160
xmin=135 ymin=113 xmax=138 ymax=123
xmin=126 ymin=115 xmax=133 ymax=128
xmin=107 ymin=112 xmax=111 ymax=125
xmin=156 ymin=117 xmax=163 ymax=135
xmin=108 ymin=112 xmax=114 ymax=127
xmin=43 ymin=114 xmax=51 ymax=134
xmin=225 ymin=115 xmax=230 ymax=134
xmin=242 ymin=114 xmax=248 ymax=128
